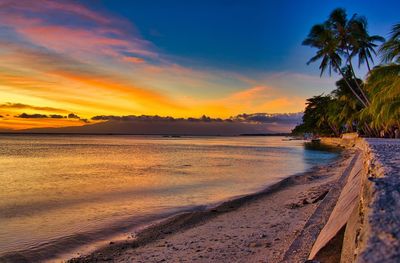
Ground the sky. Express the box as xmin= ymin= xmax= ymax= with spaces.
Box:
xmin=0 ymin=0 xmax=398 ymax=130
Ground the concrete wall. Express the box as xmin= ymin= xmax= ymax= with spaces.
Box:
xmin=352 ymin=139 xmax=400 ymax=262
xmin=317 ymin=137 xmax=400 ymax=262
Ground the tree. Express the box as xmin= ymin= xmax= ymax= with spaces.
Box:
xmin=302 ymin=22 xmax=367 ymax=107
xmin=380 ymin=23 xmax=400 ymax=63
xmin=361 ymin=23 xmax=400 ymax=132
xmin=363 ymin=64 xmax=400 ymax=131
xmin=330 ymin=68 xmax=363 ymax=132
xmin=292 ymin=70 xmax=364 ymax=136
xmin=349 ymin=16 xmax=385 ymax=72
xmin=297 ymin=10 xmax=398 ymax=138
xmin=327 ymin=8 xmax=384 ymax=105
xmin=303 ymin=8 xmax=384 ymax=107
xmin=292 ymin=95 xmax=337 ymax=136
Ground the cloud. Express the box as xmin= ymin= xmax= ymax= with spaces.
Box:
xmin=0 ymin=1 xmax=156 ymax=61
xmin=122 ymin=56 xmax=145 ymax=64
xmin=56 ymin=70 xmax=183 ymax=107
xmin=0 ymin=0 xmax=113 ymax=25
xmin=0 ymin=0 xmax=257 ymax=101
xmin=22 ymin=113 xmax=302 ymax=135
xmin=16 ymin=113 xmax=48 ymax=118
xmin=0 ymin=102 xmax=69 ymax=113
xmin=195 ymin=85 xmax=306 ymax=115
xmin=228 ymin=86 xmax=273 ymax=101
xmin=0 ymin=116 xmax=87 ymax=130
xmin=6 ymin=111 xmax=301 ymax=133
xmin=68 ymin=113 xmax=80 ymax=119
xmin=49 ymin=114 xmax=64 ymax=119
xmin=0 ymin=0 xmax=319 ymax=131
xmin=233 ymin=113 xmax=302 ymax=124
xmin=91 ymin=115 xmax=207 ymax=122
xmin=260 ymin=97 xmax=305 ymax=111
xmin=90 ymin=113 xmax=301 ymax=124
xmin=14 ymin=112 xmax=88 ymax=122
xmin=0 ymin=43 xmax=187 ymax=116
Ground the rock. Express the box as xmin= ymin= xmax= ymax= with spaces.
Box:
xmin=249 ymin=242 xmax=262 ymax=248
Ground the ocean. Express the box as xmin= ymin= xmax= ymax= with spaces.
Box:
xmin=0 ymin=135 xmax=338 ymax=261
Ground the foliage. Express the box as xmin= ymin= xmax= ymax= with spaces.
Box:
xmin=292 ymin=95 xmax=335 ymax=136
xmin=294 ymin=10 xmax=399 ymax=138
xmin=380 ymin=23 xmax=400 ymax=63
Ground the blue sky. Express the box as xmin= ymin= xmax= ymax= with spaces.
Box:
xmin=97 ymin=0 xmax=399 ymax=74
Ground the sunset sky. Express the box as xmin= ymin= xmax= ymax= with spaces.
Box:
xmin=0 ymin=0 xmax=398 ymax=130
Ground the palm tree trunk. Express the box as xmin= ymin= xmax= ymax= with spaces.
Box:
xmin=372 ymin=125 xmax=380 ymax=138
xmin=364 ymin=123 xmax=375 ymax=137
xmin=366 ymin=58 xmax=372 ymax=73
xmin=332 ymin=59 xmax=368 ymax=107
xmin=389 ymin=130 xmax=394 ymax=138
xmin=361 ymin=126 xmax=368 ymax=136
xmin=349 ymin=61 xmax=371 ymax=105
xmin=328 ymin=123 xmax=339 ymax=137
xmin=345 ymin=49 xmax=371 ymax=105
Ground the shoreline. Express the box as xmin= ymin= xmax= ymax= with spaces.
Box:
xmin=67 ymin=146 xmax=353 ymax=263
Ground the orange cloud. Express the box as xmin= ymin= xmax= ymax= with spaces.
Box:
xmin=228 ymin=86 xmax=272 ymax=101
xmin=0 ymin=102 xmax=69 ymax=113
xmin=182 ymin=85 xmax=306 ymax=117
xmin=122 ymin=56 xmax=145 ymax=64
xmin=260 ymin=97 xmax=306 ymax=111
xmin=48 ymin=70 xmax=187 ymax=112
xmin=0 ymin=41 xmax=187 ymax=118
xmin=0 ymin=116 xmax=86 ymax=130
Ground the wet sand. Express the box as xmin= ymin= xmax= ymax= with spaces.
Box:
xmin=69 ymin=149 xmax=355 ymax=263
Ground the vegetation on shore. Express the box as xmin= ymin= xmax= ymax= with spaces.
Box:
xmin=293 ymin=8 xmax=400 ymax=138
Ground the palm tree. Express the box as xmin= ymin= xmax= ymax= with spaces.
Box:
xmin=326 ymin=8 xmax=375 ymax=105
xmin=362 ymin=23 xmax=400 ymax=132
xmin=363 ymin=64 xmax=400 ymax=131
xmin=380 ymin=23 xmax=400 ymax=63
xmin=300 ymin=11 xmax=398 ymax=138
xmin=303 ymin=22 xmax=367 ymax=107
xmin=349 ymin=16 xmax=385 ymax=72
xmin=330 ymin=71 xmax=363 ymax=132
xmin=302 ymin=94 xmax=337 ymax=135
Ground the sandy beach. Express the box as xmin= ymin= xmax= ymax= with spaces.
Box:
xmin=69 ymin=148 xmax=355 ymax=263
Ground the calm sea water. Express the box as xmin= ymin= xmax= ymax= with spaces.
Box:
xmin=0 ymin=135 xmax=338 ymax=261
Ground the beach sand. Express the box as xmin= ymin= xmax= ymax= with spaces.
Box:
xmin=69 ymin=149 xmax=355 ymax=263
